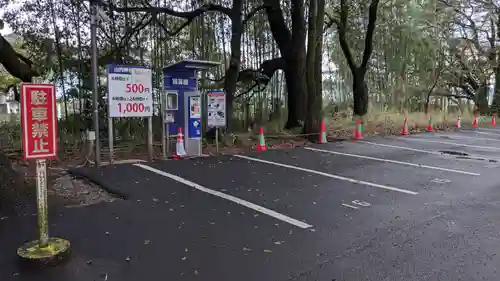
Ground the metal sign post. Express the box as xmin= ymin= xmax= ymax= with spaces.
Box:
xmin=108 ymin=117 xmax=113 ymax=164
xmin=148 ymin=116 xmax=153 ymax=162
xmin=207 ymin=90 xmax=227 ymax=154
xmin=107 ymin=65 xmax=154 ymax=162
xmin=36 ymin=159 xmax=48 ymax=247
xmin=17 ymin=83 xmax=70 ymax=265
xmin=91 ymin=3 xmax=100 ymax=167
xmin=90 ymin=4 xmax=110 ymax=167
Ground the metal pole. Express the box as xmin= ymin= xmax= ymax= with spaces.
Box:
xmin=148 ymin=117 xmax=153 ymax=161
xmin=91 ymin=3 xmax=101 ymax=167
xmin=161 ymin=122 xmax=167 ymax=159
xmin=215 ymin=127 xmax=219 ymax=154
xmin=108 ymin=117 xmax=113 ymax=164
xmin=166 ymin=127 xmax=170 ymax=156
xmin=36 ymin=159 xmax=49 ymax=248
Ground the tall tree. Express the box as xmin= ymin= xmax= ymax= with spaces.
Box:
xmin=262 ymin=0 xmax=308 ymax=128
xmin=330 ymin=0 xmax=380 ymax=117
xmin=304 ymin=0 xmax=326 ymax=137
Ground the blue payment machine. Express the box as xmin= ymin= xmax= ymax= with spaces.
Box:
xmin=162 ymin=60 xmax=220 ymax=156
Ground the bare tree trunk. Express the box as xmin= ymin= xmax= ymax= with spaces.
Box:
xmin=336 ymin=0 xmax=380 ymax=117
xmin=264 ymin=0 xmax=308 ymax=129
xmin=304 ymin=0 xmax=325 ymax=139
xmin=222 ymin=0 xmax=244 ymax=132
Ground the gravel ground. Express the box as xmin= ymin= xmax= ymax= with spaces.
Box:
xmin=49 ymin=171 xmax=118 ymax=208
xmin=10 ymin=161 xmax=120 ymax=209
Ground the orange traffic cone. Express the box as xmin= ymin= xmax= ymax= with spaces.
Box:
xmin=173 ymin=127 xmax=187 ymax=159
xmin=473 ymin=114 xmax=478 ymax=128
xmin=256 ymin=127 xmax=267 ymax=152
xmin=318 ymin=119 xmax=328 ymax=144
xmin=427 ymin=117 xmax=434 ymax=132
xmin=491 ymin=113 xmax=496 ymax=126
xmin=353 ymin=119 xmax=363 ymax=140
xmin=401 ymin=118 xmax=409 ymax=135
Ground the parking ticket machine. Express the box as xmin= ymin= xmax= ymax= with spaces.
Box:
xmin=161 ymin=60 xmax=219 ymax=156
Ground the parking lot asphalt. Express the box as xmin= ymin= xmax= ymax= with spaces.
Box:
xmin=2 ymin=127 xmax=500 ymax=281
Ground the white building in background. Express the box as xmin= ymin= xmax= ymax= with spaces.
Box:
xmin=0 ymin=91 xmax=19 ymax=122
xmin=0 ymin=93 xmax=19 ymax=114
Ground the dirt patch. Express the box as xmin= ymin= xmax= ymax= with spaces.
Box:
xmin=49 ymin=169 xmax=119 ymax=208
xmin=439 ymin=150 xmax=469 ymax=156
xmin=9 ymin=159 xmax=119 ymax=209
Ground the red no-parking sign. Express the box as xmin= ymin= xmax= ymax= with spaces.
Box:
xmin=20 ymin=83 xmax=58 ymax=160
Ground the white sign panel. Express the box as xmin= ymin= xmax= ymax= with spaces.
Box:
xmin=189 ymin=96 xmax=201 ymax=119
xmin=107 ymin=65 xmax=153 ymax=117
xmin=207 ymin=91 xmax=226 ymax=127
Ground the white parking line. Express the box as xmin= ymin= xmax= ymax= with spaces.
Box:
xmin=399 ymin=137 xmax=500 ymax=151
xmin=357 ymin=140 xmax=442 ymax=155
xmin=476 ymin=127 xmax=500 ymax=132
xmin=438 ymin=134 xmax=500 ymax=142
xmin=304 ymin=147 xmax=479 ymax=176
xmin=358 ymin=140 xmax=500 ymax=163
xmin=474 ymin=131 xmax=500 ymax=136
xmin=134 ymin=163 xmax=313 ymax=229
xmin=234 ymin=155 xmax=418 ymax=195
xmin=341 ymin=203 xmax=359 ymax=210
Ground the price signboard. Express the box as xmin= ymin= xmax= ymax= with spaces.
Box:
xmin=207 ymin=90 xmax=226 ymax=127
xmin=20 ymin=83 xmax=58 ymax=160
xmin=107 ymin=65 xmax=153 ymax=117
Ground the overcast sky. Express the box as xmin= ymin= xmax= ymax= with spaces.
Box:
xmin=1 ymin=4 xmax=19 ymax=36
xmin=1 ymin=25 xmax=12 ymax=35
xmin=0 ymin=9 xmax=12 ymax=35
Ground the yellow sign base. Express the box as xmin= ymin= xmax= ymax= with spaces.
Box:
xmin=17 ymin=237 xmax=71 ymax=267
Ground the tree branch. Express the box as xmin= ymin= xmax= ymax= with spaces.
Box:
xmin=234 ymin=82 xmax=260 ymax=99
xmin=0 ymin=34 xmax=39 ymax=86
xmin=337 ymin=0 xmax=357 ymax=72
xmin=458 ymin=85 xmax=476 ymax=98
xmin=119 ymin=13 xmax=152 ymax=49
xmin=89 ymin=0 xmax=231 ymax=39
xmin=243 ymin=5 xmax=266 ymax=25
xmin=263 ymin=0 xmax=292 ymax=50
xmin=323 ymin=12 xmax=337 ymax=32
xmin=436 ymin=92 xmax=474 ymax=100
xmin=197 ymin=57 xmax=286 ymax=91
xmin=360 ymin=0 xmax=380 ymax=69
xmin=440 ymin=0 xmax=486 ymax=55
xmin=91 ymin=0 xmax=231 ymax=17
